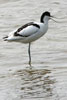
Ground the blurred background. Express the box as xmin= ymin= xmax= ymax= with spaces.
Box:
xmin=0 ymin=0 xmax=67 ymax=100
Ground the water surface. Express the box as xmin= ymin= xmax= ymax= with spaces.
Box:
xmin=0 ymin=0 xmax=67 ymax=100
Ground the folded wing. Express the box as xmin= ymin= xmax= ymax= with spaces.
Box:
xmin=14 ymin=22 xmax=40 ymax=37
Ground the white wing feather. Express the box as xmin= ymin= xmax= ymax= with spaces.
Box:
xmin=4 ymin=23 xmax=40 ymax=41
xmin=18 ymin=25 xmax=39 ymax=36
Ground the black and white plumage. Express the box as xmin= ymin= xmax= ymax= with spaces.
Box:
xmin=3 ymin=11 xmax=53 ymax=66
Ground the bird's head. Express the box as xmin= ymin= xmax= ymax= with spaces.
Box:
xmin=40 ymin=11 xmax=59 ymax=23
xmin=40 ymin=11 xmax=51 ymax=23
xmin=40 ymin=11 xmax=58 ymax=23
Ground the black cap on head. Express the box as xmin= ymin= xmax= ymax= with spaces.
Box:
xmin=40 ymin=11 xmax=51 ymax=23
xmin=43 ymin=11 xmax=50 ymax=16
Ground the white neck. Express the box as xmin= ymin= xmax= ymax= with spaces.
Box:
xmin=43 ymin=16 xmax=50 ymax=24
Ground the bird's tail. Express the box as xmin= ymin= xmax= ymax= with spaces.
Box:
xmin=3 ymin=36 xmax=8 ymax=41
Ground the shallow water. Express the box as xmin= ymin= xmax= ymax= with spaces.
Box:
xmin=0 ymin=0 xmax=67 ymax=100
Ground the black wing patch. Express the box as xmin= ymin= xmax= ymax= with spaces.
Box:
xmin=14 ymin=22 xmax=40 ymax=37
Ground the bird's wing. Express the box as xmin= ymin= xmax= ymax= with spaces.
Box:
xmin=14 ymin=22 xmax=40 ymax=37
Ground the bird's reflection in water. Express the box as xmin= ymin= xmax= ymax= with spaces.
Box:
xmin=15 ymin=68 xmax=55 ymax=99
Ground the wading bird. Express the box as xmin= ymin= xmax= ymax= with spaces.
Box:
xmin=3 ymin=11 xmax=56 ymax=66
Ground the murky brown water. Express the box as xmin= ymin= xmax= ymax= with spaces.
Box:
xmin=0 ymin=0 xmax=67 ymax=100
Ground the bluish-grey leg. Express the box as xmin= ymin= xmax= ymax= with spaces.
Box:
xmin=28 ymin=43 xmax=31 ymax=66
